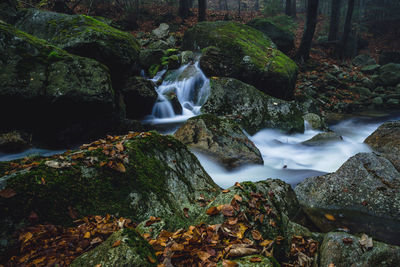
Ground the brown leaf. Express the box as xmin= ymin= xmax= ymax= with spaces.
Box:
xmin=250 ymin=257 xmax=262 ymax=262
xmin=197 ymin=251 xmax=211 ymax=261
xmin=324 ymin=213 xmax=336 ymax=221
xmin=251 ymin=230 xmax=262 ymax=241
xmin=227 ymin=217 xmax=238 ymax=225
xmin=223 ymin=260 xmax=238 ymax=267
xmin=115 ymin=142 xmax=124 ymax=152
xmin=206 ymin=206 xmax=220 ymax=216
xmin=221 ymin=205 xmax=235 ymax=217
xmin=147 ymin=255 xmax=156 ymax=263
xmin=113 ymin=162 xmax=126 ymax=173
xmin=90 ymin=237 xmax=103 ymax=245
xmin=234 ymin=182 xmax=243 ymax=189
xmin=183 ymin=207 xmax=189 ymax=218
xmin=342 ymin=237 xmax=353 ymax=244
xmin=328 ymin=264 xmax=335 ymax=267
xmin=0 ymin=188 xmax=16 ymax=198
xmin=171 ymin=242 xmax=184 ymax=251
xmin=233 ymin=194 xmax=242 ymax=202
xmin=228 ymin=247 xmax=259 ymax=258
xmin=83 ymin=231 xmax=91 ymax=239
xmin=222 ymin=189 xmax=231 ymax=193
xmin=112 ymin=240 xmax=121 ymax=248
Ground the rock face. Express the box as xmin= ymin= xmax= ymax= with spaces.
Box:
xmin=352 ymin=54 xmax=376 ymax=67
xmin=71 ymin=229 xmax=157 ymax=267
xmin=182 ymin=21 xmax=298 ymax=100
xmin=295 ymin=152 xmax=400 ymax=245
xmin=319 ymin=232 xmax=400 ymax=267
xmin=377 ymin=63 xmax=400 ymax=86
xmin=14 ymin=9 xmax=140 ymax=83
xmin=174 ymin=114 xmax=263 ymax=169
xmin=0 ymin=132 xmax=220 ymax=255
xmin=120 ymin=77 xmax=158 ymax=120
xmin=0 ymin=22 xmax=117 ymax=146
xmin=246 ymin=18 xmax=295 ymax=54
xmin=0 ymin=131 xmax=30 ymax=153
xmin=201 ymin=77 xmax=304 ymax=135
xmin=364 ymin=120 xmax=400 ymax=171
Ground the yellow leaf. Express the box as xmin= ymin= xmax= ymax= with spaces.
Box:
xmin=114 ymin=162 xmax=126 ymax=173
xmin=84 ymin=232 xmax=91 ymax=239
xmin=112 ymin=240 xmax=121 ymax=247
xmin=260 ymin=239 xmax=273 ymax=247
xmin=236 ymin=223 xmax=248 ymax=239
xmin=325 ymin=213 xmax=336 ymax=221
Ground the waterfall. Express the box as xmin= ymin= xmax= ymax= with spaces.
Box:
xmin=144 ymin=62 xmax=210 ymax=125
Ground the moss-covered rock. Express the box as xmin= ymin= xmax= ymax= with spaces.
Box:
xmin=216 ymin=255 xmax=276 ymax=267
xmin=15 ymin=9 xmax=140 ymax=84
xmin=0 ymin=132 xmax=220 ymax=255
xmin=319 ymin=232 xmax=400 ymax=267
xmin=0 ymin=21 xmax=118 ymax=146
xmin=201 ymin=77 xmax=304 ymax=134
xmin=174 ymin=114 xmax=263 ymax=169
xmin=182 ymin=21 xmax=298 ymax=100
xmin=0 ymin=0 xmax=17 ymax=23
xmin=247 ymin=18 xmax=295 ymax=54
xmin=71 ymin=228 xmax=157 ymax=267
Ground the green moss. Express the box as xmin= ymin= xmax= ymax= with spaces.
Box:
xmin=122 ymin=228 xmax=157 ymax=264
xmin=47 ymin=50 xmax=65 ymax=61
xmin=148 ymin=64 xmax=160 ymax=78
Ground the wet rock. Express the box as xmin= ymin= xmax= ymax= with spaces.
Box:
xmin=183 ymin=21 xmax=298 ymax=100
xmin=148 ymin=40 xmax=171 ymax=50
xmin=361 ymin=64 xmax=380 ymax=75
xmin=0 ymin=131 xmax=30 ymax=153
xmin=295 ymin=152 xmax=400 ymax=245
xmin=216 ymin=255 xmax=274 ymax=267
xmin=352 ymin=54 xmax=376 ymax=67
xmin=180 ymin=50 xmax=195 ymax=65
xmin=174 ymin=114 xmax=263 ymax=169
xmin=319 ymin=232 xmax=400 ymax=267
xmin=165 ymin=92 xmax=182 ymax=114
xmin=139 ymin=49 xmax=164 ymax=72
xmin=202 ymin=77 xmax=304 ymax=135
xmin=246 ymin=18 xmax=295 ymax=53
xmin=303 ymin=113 xmax=323 ymax=130
xmin=120 ymin=77 xmax=158 ymax=120
xmin=71 ymin=229 xmax=157 ymax=267
xmin=372 ymin=96 xmax=384 ymax=106
xmin=15 ymin=9 xmax=140 ymax=81
xmin=302 ymin=132 xmax=343 ymax=146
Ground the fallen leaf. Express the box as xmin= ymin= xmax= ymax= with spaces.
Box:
xmin=360 ymin=234 xmax=373 ymax=250
xmin=115 ymin=142 xmax=124 ymax=152
xmin=222 ymin=189 xmax=231 ymax=193
xmin=342 ymin=237 xmax=353 ymax=244
xmin=324 ymin=213 xmax=336 ymax=221
xmin=233 ymin=195 xmax=242 ymax=202
xmin=228 ymin=247 xmax=259 ymax=258
xmin=250 ymin=257 xmax=262 ymax=262
xmin=90 ymin=237 xmax=103 ymax=245
xmin=223 ymin=260 xmax=238 ymax=267
xmin=206 ymin=206 xmax=220 ymax=216
xmin=112 ymin=240 xmax=121 ymax=248
xmin=260 ymin=239 xmax=273 ymax=247
xmin=0 ymin=188 xmax=16 ymax=198
xmin=83 ymin=232 xmax=91 ymax=239
xmin=147 ymin=255 xmax=156 ymax=263
xmin=221 ymin=205 xmax=235 ymax=217
xmin=234 ymin=182 xmax=243 ymax=189
xmin=328 ymin=263 xmax=335 ymax=267
xmin=197 ymin=251 xmax=211 ymax=261
xmin=251 ymin=230 xmax=262 ymax=241
xmin=113 ymin=162 xmax=126 ymax=173
xmin=183 ymin=207 xmax=189 ymax=218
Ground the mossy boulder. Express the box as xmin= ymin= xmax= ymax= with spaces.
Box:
xmin=174 ymin=114 xmax=263 ymax=169
xmin=0 ymin=21 xmax=118 ymax=146
xmin=71 ymin=228 xmax=157 ymax=267
xmin=0 ymin=131 xmax=31 ymax=153
xmin=377 ymin=63 xmax=400 ymax=86
xmin=182 ymin=21 xmax=298 ymax=100
xmin=0 ymin=0 xmax=17 ymax=23
xmin=302 ymin=132 xmax=343 ymax=146
xmin=295 ymin=152 xmax=400 ymax=245
xmin=247 ymin=18 xmax=295 ymax=54
xmin=15 ymin=9 xmax=140 ymax=84
xmin=120 ymin=76 xmax=158 ymax=120
xmin=216 ymin=256 xmax=275 ymax=267
xmin=201 ymin=78 xmax=304 ymax=135
xmin=319 ymin=232 xmax=400 ymax=267
xmin=0 ymin=132 xmax=220 ymax=255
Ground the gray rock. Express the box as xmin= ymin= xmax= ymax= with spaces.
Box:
xmin=180 ymin=50 xmax=195 ymax=65
xmin=71 ymin=229 xmax=157 ymax=267
xmin=151 ymin=23 xmax=169 ymax=39
xmin=386 ymin=98 xmax=400 ymax=107
xmin=295 ymin=152 xmax=400 ymax=245
xmin=372 ymin=96 xmax=384 ymax=105
xmin=202 ymin=78 xmax=304 ymax=135
xmin=302 ymin=132 xmax=343 ymax=146
xmin=352 ymin=54 xmax=376 ymax=67
xmin=361 ymin=64 xmax=380 ymax=74
xmin=139 ymin=49 xmax=164 ymax=70
xmin=174 ymin=114 xmax=263 ymax=169
xmin=319 ymin=232 xmax=400 ymax=267
xmin=148 ymin=40 xmax=171 ymax=50
xmin=350 ymin=86 xmax=372 ymax=96
xmin=360 ymin=77 xmax=375 ymax=89
xmin=303 ymin=113 xmax=323 ymax=130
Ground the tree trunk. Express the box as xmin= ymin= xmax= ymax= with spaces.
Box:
xmin=179 ymin=0 xmax=190 ymax=18
xmin=285 ymin=0 xmax=292 ymax=16
xmin=328 ymin=0 xmax=341 ymax=41
xmin=238 ymin=0 xmax=241 ymax=16
xmin=291 ymin=0 xmax=297 ymax=18
xmin=295 ymin=0 xmax=319 ymax=62
xmin=254 ymin=0 xmax=259 ymax=11
xmin=336 ymin=0 xmax=355 ymax=58
xmin=198 ymin=0 xmax=206 ymax=21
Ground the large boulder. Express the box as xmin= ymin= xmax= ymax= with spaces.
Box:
xmin=0 ymin=22 xmax=118 ymax=146
xmin=295 ymin=152 xmax=400 ymax=245
xmin=352 ymin=54 xmax=377 ymax=67
xmin=377 ymin=63 xmax=400 ymax=86
xmin=174 ymin=114 xmax=263 ymax=169
xmin=201 ymin=77 xmax=304 ymax=135
xmin=319 ymin=232 xmax=400 ymax=267
xmin=365 ymin=120 xmax=400 ymax=171
xmin=120 ymin=77 xmax=158 ymax=120
xmin=0 ymin=131 xmax=30 ymax=153
xmin=246 ymin=18 xmax=295 ymax=54
xmin=379 ymin=51 xmax=400 ymax=65
xmin=182 ymin=21 xmax=298 ymax=100
xmin=0 ymin=132 xmax=220 ymax=255
xmin=14 ymin=9 xmax=140 ymax=84
xmin=71 ymin=229 xmax=157 ymax=267
xmin=0 ymin=0 xmax=17 ymax=23
xmin=302 ymin=132 xmax=343 ymax=146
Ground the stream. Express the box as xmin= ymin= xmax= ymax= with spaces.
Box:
xmin=1 ymin=63 xmax=399 ymax=189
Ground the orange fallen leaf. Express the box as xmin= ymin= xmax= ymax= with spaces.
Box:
xmin=324 ymin=213 xmax=336 ymax=221
xmin=113 ymin=162 xmax=126 ymax=173
xmin=222 ymin=189 xmax=231 ymax=193
xmin=147 ymin=255 xmax=156 ymax=263
xmin=223 ymin=260 xmax=238 ymax=267
xmin=112 ymin=240 xmax=121 ymax=247
xmin=233 ymin=194 xmax=242 ymax=202
xmin=115 ymin=142 xmax=124 ymax=152
xmin=251 ymin=230 xmax=262 ymax=241
xmin=83 ymin=232 xmax=91 ymax=239
xmin=206 ymin=206 xmax=220 ymax=216
xmin=197 ymin=251 xmax=211 ymax=261
xmin=250 ymin=257 xmax=262 ymax=262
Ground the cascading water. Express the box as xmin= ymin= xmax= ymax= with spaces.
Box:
xmin=144 ymin=62 xmax=210 ymax=126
